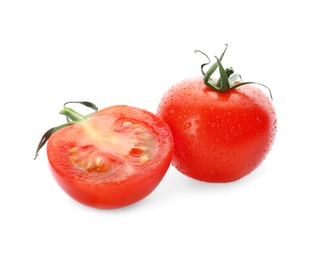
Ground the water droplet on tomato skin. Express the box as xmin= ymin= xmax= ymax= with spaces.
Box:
xmin=184 ymin=122 xmax=192 ymax=129
xmin=169 ymin=109 xmax=175 ymax=115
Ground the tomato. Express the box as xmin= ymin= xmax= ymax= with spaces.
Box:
xmin=157 ymin=45 xmax=277 ymax=182
xmin=35 ymin=103 xmax=173 ymax=209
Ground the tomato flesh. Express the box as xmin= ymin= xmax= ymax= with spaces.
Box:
xmin=157 ymin=77 xmax=277 ymax=182
xmin=47 ymin=105 xmax=173 ymax=209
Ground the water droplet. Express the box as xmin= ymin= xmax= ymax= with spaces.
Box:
xmin=184 ymin=122 xmax=192 ymax=129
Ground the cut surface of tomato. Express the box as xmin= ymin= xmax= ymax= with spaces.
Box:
xmin=46 ymin=105 xmax=173 ymax=209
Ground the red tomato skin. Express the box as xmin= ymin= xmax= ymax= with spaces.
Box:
xmin=49 ymin=161 xmax=169 ymax=209
xmin=47 ymin=105 xmax=173 ymax=209
xmin=157 ymin=77 xmax=277 ymax=182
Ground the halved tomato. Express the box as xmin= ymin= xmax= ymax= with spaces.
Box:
xmin=36 ymin=103 xmax=173 ymax=209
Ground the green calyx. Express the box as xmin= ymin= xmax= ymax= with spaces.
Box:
xmin=195 ymin=44 xmax=273 ymax=99
xmin=34 ymin=101 xmax=98 ymax=160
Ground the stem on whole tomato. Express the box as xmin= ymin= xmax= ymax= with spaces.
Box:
xmin=195 ymin=44 xmax=273 ymax=99
xmin=34 ymin=101 xmax=98 ymax=160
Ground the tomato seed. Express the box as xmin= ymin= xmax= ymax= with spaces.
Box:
xmin=69 ymin=147 xmax=78 ymax=155
xmin=140 ymin=155 xmax=150 ymax=163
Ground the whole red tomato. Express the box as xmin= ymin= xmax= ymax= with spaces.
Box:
xmin=35 ymin=102 xmax=173 ymax=209
xmin=157 ymin=45 xmax=277 ymax=182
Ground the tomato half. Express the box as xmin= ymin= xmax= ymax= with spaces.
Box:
xmin=45 ymin=105 xmax=173 ymax=209
xmin=157 ymin=77 xmax=277 ymax=182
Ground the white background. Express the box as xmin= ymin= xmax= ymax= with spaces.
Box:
xmin=1 ymin=0 xmax=311 ymax=259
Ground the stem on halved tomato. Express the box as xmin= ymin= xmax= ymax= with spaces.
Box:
xmin=34 ymin=101 xmax=98 ymax=160
xmin=195 ymin=44 xmax=273 ymax=99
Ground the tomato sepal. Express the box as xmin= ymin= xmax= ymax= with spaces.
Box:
xmin=196 ymin=44 xmax=273 ymax=99
xmin=34 ymin=101 xmax=98 ymax=160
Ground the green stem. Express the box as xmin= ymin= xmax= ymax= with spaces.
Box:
xmin=60 ymin=107 xmax=86 ymax=121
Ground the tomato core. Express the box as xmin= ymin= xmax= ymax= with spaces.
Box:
xmin=67 ymin=118 xmax=158 ymax=177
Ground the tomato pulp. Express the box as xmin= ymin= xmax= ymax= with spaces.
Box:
xmin=157 ymin=77 xmax=277 ymax=182
xmin=46 ymin=105 xmax=173 ymax=209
